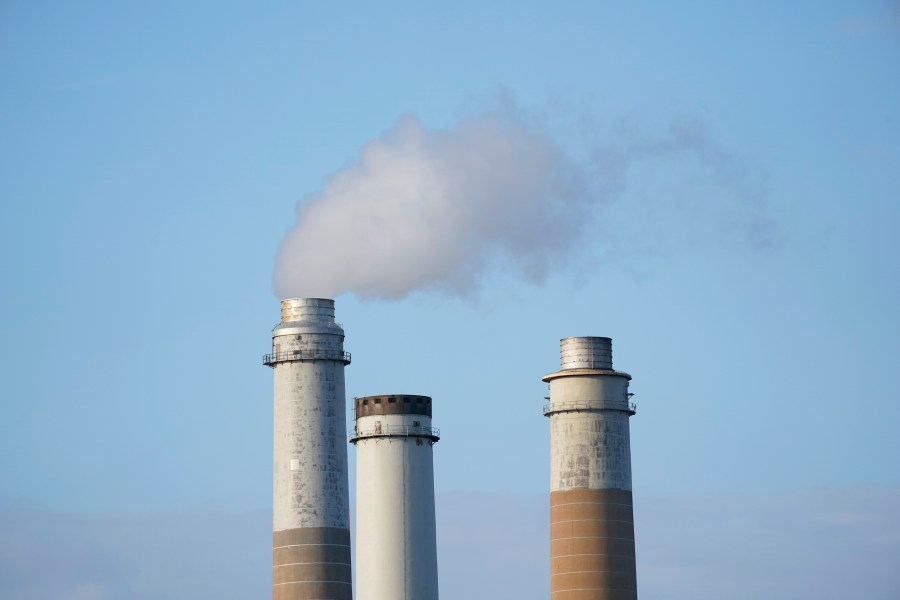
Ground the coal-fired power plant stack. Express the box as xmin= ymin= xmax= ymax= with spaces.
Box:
xmin=543 ymin=337 xmax=638 ymax=600
xmin=351 ymin=395 xmax=441 ymax=600
xmin=264 ymin=298 xmax=353 ymax=600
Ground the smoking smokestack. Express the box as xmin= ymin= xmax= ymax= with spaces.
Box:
xmin=264 ymin=299 xmax=353 ymax=600
xmin=543 ymin=337 xmax=637 ymax=599
xmin=351 ymin=395 xmax=440 ymax=600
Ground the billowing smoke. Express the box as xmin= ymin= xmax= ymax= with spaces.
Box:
xmin=274 ymin=113 xmax=590 ymax=299
xmin=273 ymin=110 xmax=774 ymax=300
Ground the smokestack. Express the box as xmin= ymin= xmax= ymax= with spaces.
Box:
xmin=543 ymin=337 xmax=638 ymax=599
xmin=351 ymin=394 xmax=440 ymax=600
xmin=264 ymin=298 xmax=353 ymax=600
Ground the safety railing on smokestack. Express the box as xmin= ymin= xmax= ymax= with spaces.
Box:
xmin=543 ymin=400 xmax=637 ymax=416
xmin=349 ymin=424 xmax=441 ymax=443
xmin=262 ymin=350 xmax=352 ymax=367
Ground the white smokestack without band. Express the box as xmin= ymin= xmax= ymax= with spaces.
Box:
xmin=543 ymin=337 xmax=638 ymax=599
xmin=264 ymin=299 xmax=353 ymax=600
xmin=351 ymin=395 xmax=440 ymax=600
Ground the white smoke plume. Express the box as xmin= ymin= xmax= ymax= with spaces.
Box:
xmin=273 ymin=110 xmax=774 ymax=300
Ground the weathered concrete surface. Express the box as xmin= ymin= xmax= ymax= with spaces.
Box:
xmin=549 ymin=410 xmax=632 ymax=492
xmin=270 ymin=298 xmax=352 ymax=600
xmin=273 ymin=359 xmax=349 ymax=531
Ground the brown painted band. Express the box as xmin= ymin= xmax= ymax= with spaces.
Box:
xmin=550 ymin=488 xmax=634 ymax=505
xmin=274 ymin=527 xmax=350 ymax=547
xmin=274 ymin=543 xmax=351 ymax=566
xmin=550 ymin=489 xmax=637 ymax=599
xmin=273 ymin=562 xmax=352 ymax=585
xmin=273 ymin=527 xmax=352 ymax=600
xmin=273 ymin=581 xmax=352 ymax=600
xmin=551 ymin=537 xmax=636 ymax=558
xmin=552 ymin=503 xmax=635 ymax=523
xmin=551 ymin=522 xmax=635 ymax=539
xmin=551 ymin=587 xmax=637 ymax=600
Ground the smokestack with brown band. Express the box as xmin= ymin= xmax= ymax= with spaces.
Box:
xmin=543 ymin=337 xmax=638 ymax=599
xmin=264 ymin=298 xmax=353 ymax=600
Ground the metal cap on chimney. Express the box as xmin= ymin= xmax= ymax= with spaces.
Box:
xmin=280 ymin=297 xmax=336 ymax=323
xmin=274 ymin=298 xmax=344 ymax=337
xmin=559 ymin=336 xmax=613 ymax=370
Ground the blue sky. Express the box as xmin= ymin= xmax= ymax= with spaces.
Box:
xmin=1 ymin=1 xmax=898 ymax=597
